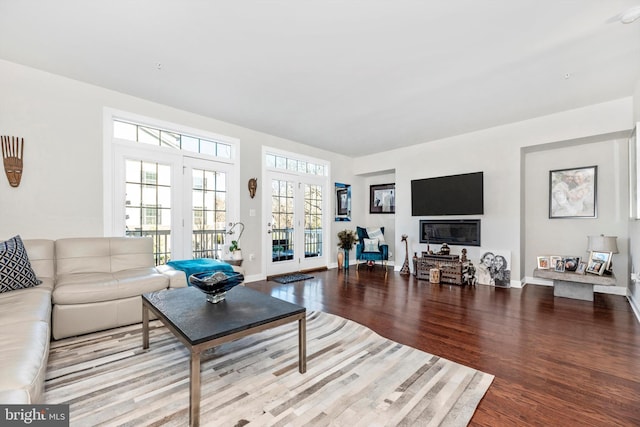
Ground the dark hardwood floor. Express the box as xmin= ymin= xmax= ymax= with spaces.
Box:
xmin=247 ymin=266 xmax=640 ymax=426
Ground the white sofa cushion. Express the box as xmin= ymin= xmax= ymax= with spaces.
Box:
xmin=0 ymin=320 xmax=50 ymax=404
xmin=54 ymin=268 xmax=168 ymax=305
xmin=0 ymin=289 xmax=52 ymax=324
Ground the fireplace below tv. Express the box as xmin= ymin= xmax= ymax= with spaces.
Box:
xmin=419 ymin=219 xmax=481 ymax=247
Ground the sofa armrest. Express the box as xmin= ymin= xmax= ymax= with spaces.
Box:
xmin=156 ymin=264 xmax=188 ymax=288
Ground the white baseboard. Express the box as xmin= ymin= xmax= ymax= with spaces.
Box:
xmin=510 ymin=279 xmax=523 ymax=289
xmin=522 ymin=276 xmax=553 ymax=286
xmin=244 ymin=273 xmax=265 ymax=283
xmin=522 ymin=276 xmax=628 ymax=296
xmin=594 ymin=285 xmax=628 ymax=295
xmin=628 ymin=293 xmax=640 ymax=324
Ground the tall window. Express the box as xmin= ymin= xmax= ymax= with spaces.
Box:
xmin=265 ymin=147 xmax=329 ymax=275
xmin=105 ymin=109 xmax=239 ymax=264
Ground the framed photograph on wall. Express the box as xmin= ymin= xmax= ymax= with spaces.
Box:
xmin=549 ymin=165 xmax=597 ymax=218
xmin=369 ymin=183 xmax=395 ymax=214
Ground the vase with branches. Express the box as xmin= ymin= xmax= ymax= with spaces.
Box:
xmin=337 ymin=229 xmax=358 ymax=270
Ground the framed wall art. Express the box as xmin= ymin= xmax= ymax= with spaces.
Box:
xmin=369 ymin=183 xmax=395 ymax=214
xmin=335 ymin=182 xmax=351 ymax=221
xmin=549 ymin=165 xmax=597 ymax=218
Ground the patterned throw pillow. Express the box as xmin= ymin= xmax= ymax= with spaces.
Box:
xmin=0 ymin=235 xmax=41 ymax=293
xmin=366 ymin=227 xmax=386 ymax=244
xmin=363 ymin=238 xmax=380 ymax=253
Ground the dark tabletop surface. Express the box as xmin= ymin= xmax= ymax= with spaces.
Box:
xmin=143 ymin=286 xmax=306 ymax=345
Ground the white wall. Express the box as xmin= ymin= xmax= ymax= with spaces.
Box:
xmin=628 ymin=77 xmax=640 ymax=319
xmin=523 ymin=135 xmax=629 ymax=294
xmin=354 ymin=98 xmax=634 ymax=288
xmin=1 ymin=58 xmax=636 ymax=290
xmin=0 ymin=59 xmax=354 ymax=280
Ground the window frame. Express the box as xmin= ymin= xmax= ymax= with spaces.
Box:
xmin=103 ymin=108 xmax=240 ymax=262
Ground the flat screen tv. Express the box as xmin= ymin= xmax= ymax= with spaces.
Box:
xmin=411 ymin=172 xmax=483 ymax=216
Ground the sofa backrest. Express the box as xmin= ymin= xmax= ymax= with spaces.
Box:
xmin=22 ymin=239 xmax=55 ymax=279
xmin=110 ymin=237 xmax=154 ymax=272
xmin=55 ymin=237 xmax=154 ymax=275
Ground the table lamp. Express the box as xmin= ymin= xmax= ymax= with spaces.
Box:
xmin=586 ymin=234 xmax=618 ymax=275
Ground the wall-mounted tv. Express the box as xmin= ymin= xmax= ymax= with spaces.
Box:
xmin=411 ymin=172 xmax=483 ymax=216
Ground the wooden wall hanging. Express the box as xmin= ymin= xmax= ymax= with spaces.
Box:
xmin=248 ymin=177 xmax=257 ymax=198
xmin=1 ymin=136 xmax=24 ymax=187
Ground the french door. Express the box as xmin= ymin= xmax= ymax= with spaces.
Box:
xmin=182 ymin=156 xmax=236 ymax=261
xmin=265 ymin=170 xmax=326 ymax=276
xmin=113 ymin=145 xmax=238 ymax=263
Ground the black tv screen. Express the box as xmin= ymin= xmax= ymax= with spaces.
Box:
xmin=411 ymin=172 xmax=483 ymax=216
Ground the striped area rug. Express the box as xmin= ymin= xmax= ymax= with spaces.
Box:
xmin=45 ymin=311 xmax=493 ymax=426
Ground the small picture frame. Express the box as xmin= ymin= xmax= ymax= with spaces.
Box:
xmin=563 ymin=256 xmax=580 ymax=272
xmin=369 ymin=183 xmax=395 ymax=214
xmin=554 ymin=259 xmax=565 ymax=272
xmin=576 ymin=261 xmax=587 ymax=275
xmin=549 ymin=256 xmax=562 ymax=271
xmin=537 ymin=256 xmax=550 ymax=269
xmin=586 ymin=251 xmax=612 ymax=276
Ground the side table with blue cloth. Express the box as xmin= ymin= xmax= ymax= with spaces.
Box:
xmin=166 ymin=259 xmax=234 ymax=286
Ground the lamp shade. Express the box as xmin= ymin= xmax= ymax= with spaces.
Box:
xmin=586 ymin=235 xmax=619 ymax=254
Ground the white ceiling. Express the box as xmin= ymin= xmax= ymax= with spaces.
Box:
xmin=1 ymin=1 xmax=639 ymax=156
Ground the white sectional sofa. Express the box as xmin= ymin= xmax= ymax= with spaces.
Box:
xmin=0 ymin=236 xmax=191 ymax=404
xmin=52 ymin=237 xmax=186 ymax=339
xmin=0 ymin=239 xmax=55 ymax=404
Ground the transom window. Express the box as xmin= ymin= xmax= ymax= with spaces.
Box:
xmin=266 ymin=153 xmax=327 ymax=176
xmin=113 ymin=120 xmax=232 ymax=159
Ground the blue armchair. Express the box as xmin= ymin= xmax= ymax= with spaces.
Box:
xmin=355 ymin=226 xmax=389 ymax=272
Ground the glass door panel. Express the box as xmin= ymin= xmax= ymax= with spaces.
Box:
xmin=190 ymin=168 xmax=227 ymax=259
xmin=271 ymin=178 xmax=295 ymax=264
xmin=124 ymin=160 xmax=172 ymax=265
xmin=304 ymin=183 xmax=323 ymax=259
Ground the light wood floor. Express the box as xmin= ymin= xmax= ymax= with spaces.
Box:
xmin=247 ymin=266 xmax=640 ymax=426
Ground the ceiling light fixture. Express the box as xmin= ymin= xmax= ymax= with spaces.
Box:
xmin=620 ymin=6 xmax=640 ymax=24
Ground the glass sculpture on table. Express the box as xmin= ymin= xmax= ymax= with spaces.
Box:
xmin=189 ymin=271 xmax=244 ymax=303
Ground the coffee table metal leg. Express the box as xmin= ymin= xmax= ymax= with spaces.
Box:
xmin=299 ymin=316 xmax=307 ymax=373
xmin=142 ymin=304 xmax=149 ymax=349
xmin=190 ymin=350 xmax=201 ymax=427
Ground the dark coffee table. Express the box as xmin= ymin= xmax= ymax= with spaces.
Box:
xmin=142 ymin=286 xmax=306 ymax=427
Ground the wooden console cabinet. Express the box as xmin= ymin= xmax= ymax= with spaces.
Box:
xmin=415 ymin=254 xmax=469 ymax=285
